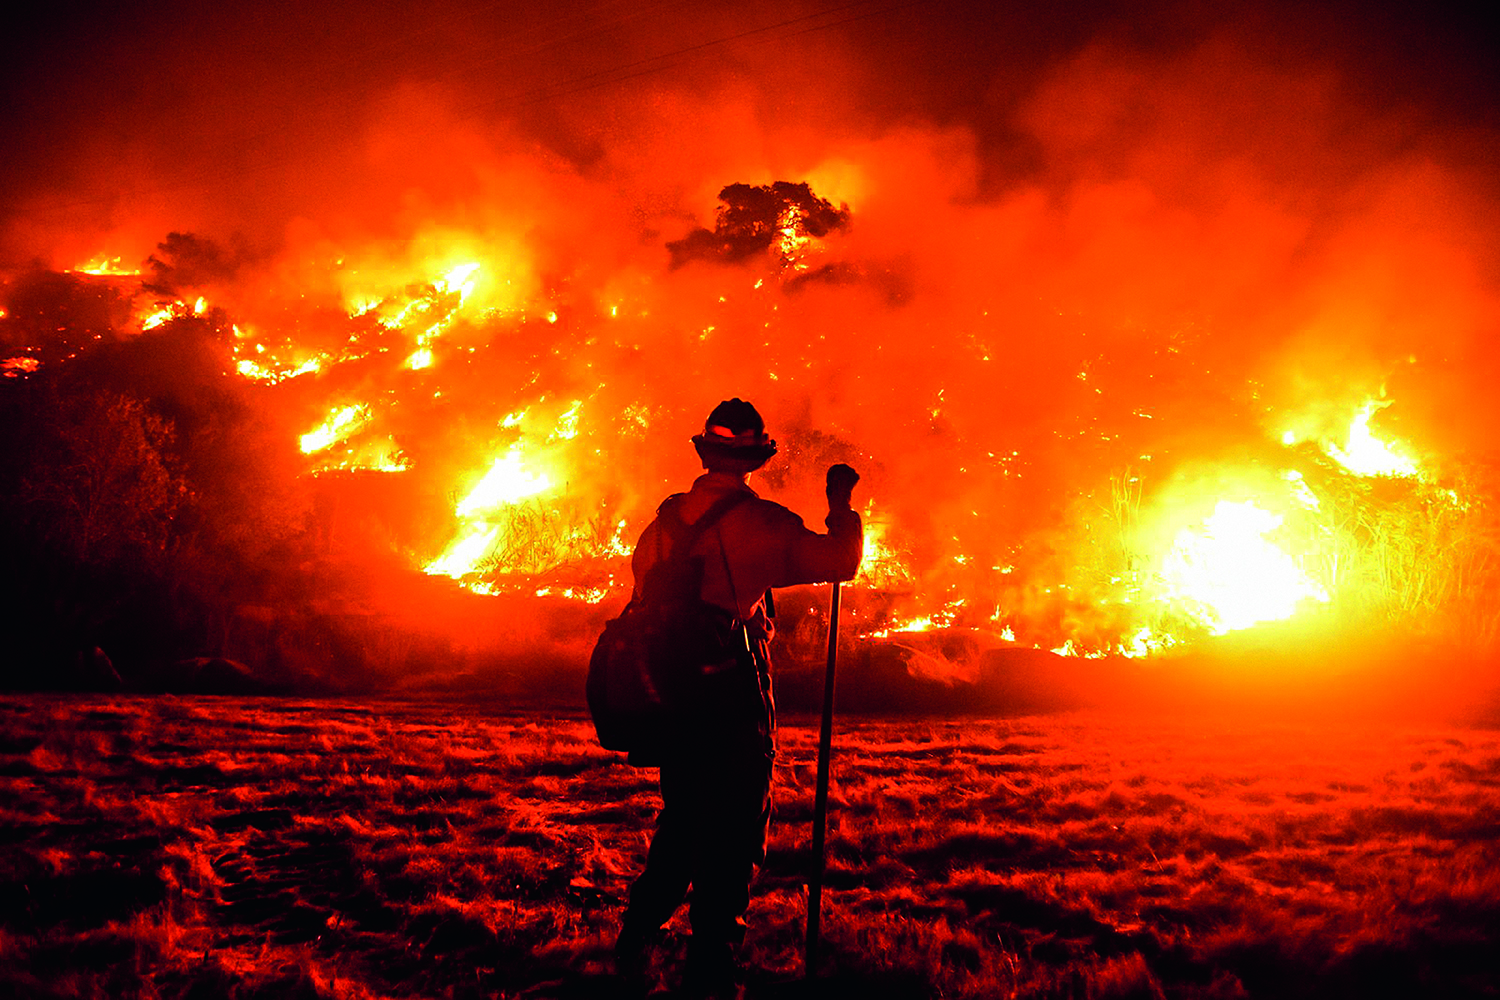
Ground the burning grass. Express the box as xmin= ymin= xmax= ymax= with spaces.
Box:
xmin=1 ymin=694 xmax=1497 ymax=998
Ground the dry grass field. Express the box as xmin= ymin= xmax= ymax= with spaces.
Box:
xmin=2 ymin=693 xmax=1498 ymax=999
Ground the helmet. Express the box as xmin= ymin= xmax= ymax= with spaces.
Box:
xmin=692 ymin=398 xmax=778 ymax=470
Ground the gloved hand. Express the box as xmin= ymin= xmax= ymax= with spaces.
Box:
xmin=826 ymin=463 xmax=860 ymax=510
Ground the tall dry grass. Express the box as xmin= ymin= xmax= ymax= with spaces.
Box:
xmin=1 ymin=695 xmax=1497 ymax=998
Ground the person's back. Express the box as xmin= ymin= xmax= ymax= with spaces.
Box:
xmin=615 ymin=398 xmax=862 ymax=996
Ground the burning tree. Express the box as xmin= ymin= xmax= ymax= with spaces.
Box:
xmin=667 ymin=181 xmax=851 ymax=270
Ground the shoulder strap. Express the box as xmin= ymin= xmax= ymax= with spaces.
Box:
xmin=663 ymin=491 xmax=752 ymax=561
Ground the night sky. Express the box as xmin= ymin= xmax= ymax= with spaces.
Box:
xmin=4 ymin=1 xmax=1496 ymax=266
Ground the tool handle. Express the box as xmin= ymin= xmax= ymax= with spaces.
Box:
xmin=806 ymin=580 xmax=841 ymax=976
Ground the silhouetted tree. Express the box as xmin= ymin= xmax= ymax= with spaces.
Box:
xmin=667 ymin=181 xmax=850 ymax=268
xmin=0 ymin=278 xmax=313 ymax=686
xmin=143 ymin=232 xmax=246 ymax=295
xmin=0 ymin=380 xmax=186 ymax=684
xmin=69 ymin=316 xmax=313 ymax=658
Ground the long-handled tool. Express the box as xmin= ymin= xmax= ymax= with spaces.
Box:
xmin=805 ymin=577 xmax=841 ymax=977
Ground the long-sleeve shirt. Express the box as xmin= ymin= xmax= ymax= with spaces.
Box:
xmin=631 ymin=472 xmax=863 ymax=621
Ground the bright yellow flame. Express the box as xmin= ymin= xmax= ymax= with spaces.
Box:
xmin=425 ymin=445 xmax=560 ymax=581
xmin=73 ymin=255 xmax=140 ymax=276
xmin=455 ymin=446 xmax=554 ymax=516
xmin=439 ymin=262 xmax=481 ymax=303
xmin=857 ymin=506 xmax=914 ymax=590
xmin=300 ymin=404 xmax=371 ymax=454
xmin=236 ymin=355 xmax=324 ymax=383
xmin=1159 ymin=500 xmax=1329 ymax=635
xmin=775 ymin=205 xmax=815 ymax=270
xmin=140 ymin=304 xmax=177 ymax=330
xmin=1117 ymin=626 xmax=1176 ymax=659
xmin=1327 ymin=400 xmax=1420 ymax=478
xmin=138 ymin=296 xmax=211 ymax=330
xmin=551 ymin=400 xmax=583 ymax=440
xmin=406 ymin=347 xmax=434 ymax=370
xmin=426 ymin=526 xmax=501 ymax=579
xmin=306 ymin=437 xmax=411 ymax=475
xmin=865 ymin=598 xmax=969 ymax=638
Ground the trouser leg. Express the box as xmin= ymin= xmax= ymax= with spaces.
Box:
xmin=621 ymin=770 xmax=693 ymax=937
xmin=682 ymin=753 xmax=773 ymax=964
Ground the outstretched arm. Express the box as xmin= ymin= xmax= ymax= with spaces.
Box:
xmin=784 ymin=465 xmax=863 ymax=584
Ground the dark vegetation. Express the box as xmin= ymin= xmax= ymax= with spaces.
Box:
xmin=667 ymin=182 xmax=850 ymax=269
xmin=0 ymin=255 xmax=394 ymax=694
xmin=1 ymin=695 xmax=1497 ymax=998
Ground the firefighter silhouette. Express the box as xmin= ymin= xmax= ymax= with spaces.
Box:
xmin=615 ymin=398 xmax=862 ymax=995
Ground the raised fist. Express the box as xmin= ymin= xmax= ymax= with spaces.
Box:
xmin=825 ymin=463 xmax=860 ymax=509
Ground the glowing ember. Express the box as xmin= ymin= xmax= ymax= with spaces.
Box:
xmin=2 ymin=357 xmax=41 ymax=377
xmin=1158 ymin=500 xmax=1330 ymax=635
xmin=534 ymin=585 xmax=612 ymax=604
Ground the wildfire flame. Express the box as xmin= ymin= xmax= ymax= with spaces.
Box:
xmin=426 ymin=444 xmax=559 ymax=583
xmin=51 ymin=246 xmax=1460 ymax=662
xmin=72 ymin=255 xmax=141 ymax=276
xmin=301 ymin=404 xmax=372 ymax=454
xmin=1324 ymin=399 xmax=1421 ymax=479
xmin=455 ymin=446 xmax=554 ymax=516
xmin=1157 ymin=500 xmax=1330 ymax=636
xmin=16 ymin=174 xmax=1478 ymax=665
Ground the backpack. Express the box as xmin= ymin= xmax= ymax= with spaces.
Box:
xmin=586 ymin=492 xmax=752 ymax=755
